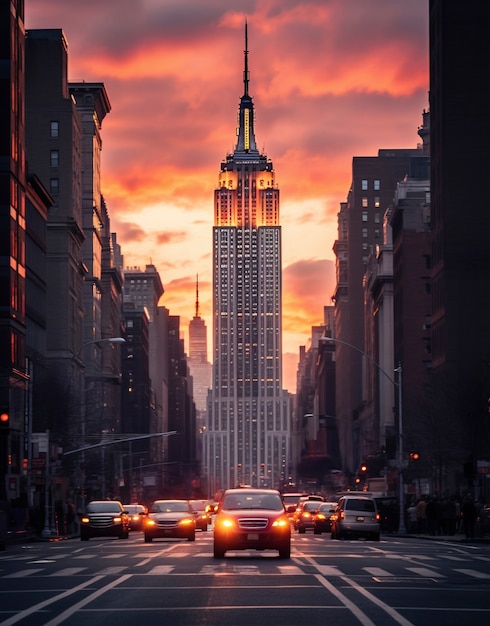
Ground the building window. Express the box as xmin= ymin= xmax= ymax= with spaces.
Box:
xmin=374 ymin=196 xmax=380 ymax=207
xmin=362 ymin=228 xmax=368 ymax=238
xmin=374 ymin=213 xmax=380 ymax=223
xmin=50 ymin=150 xmax=59 ymax=167
xmin=50 ymin=121 xmax=59 ymax=138
xmin=362 ymin=197 xmax=368 ymax=208
xmin=50 ymin=178 xmax=59 ymax=196
xmin=362 ymin=211 xmax=368 ymax=222
xmin=374 ymin=179 xmax=380 ymax=190
xmin=361 ymin=179 xmax=368 ymax=190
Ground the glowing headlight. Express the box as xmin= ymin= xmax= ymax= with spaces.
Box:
xmin=113 ymin=516 xmax=122 ymax=523
xmin=145 ymin=519 xmax=156 ymax=527
xmin=217 ymin=517 xmax=235 ymax=529
xmin=179 ymin=517 xmax=194 ymax=526
xmin=272 ymin=517 xmax=289 ymax=528
xmin=81 ymin=516 xmax=90 ymax=524
xmin=316 ymin=514 xmax=326 ymax=520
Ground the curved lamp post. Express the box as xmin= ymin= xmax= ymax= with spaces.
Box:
xmin=320 ymin=336 xmax=406 ymax=534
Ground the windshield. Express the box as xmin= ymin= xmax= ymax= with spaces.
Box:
xmin=222 ymin=493 xmax=284 ymax=511
xmin=151 ymin=501 xmax=189 ymax=513
xmin=86 ymin=502 xmax=122 ymax=514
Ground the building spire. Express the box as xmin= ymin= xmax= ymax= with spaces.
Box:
xmin=243 ymin=20 xmax=249 ymax=97
xmin=234 ymin=21 xmax=258 ymax=156
xmin=195 ymin=274 xmax=200 ymax=318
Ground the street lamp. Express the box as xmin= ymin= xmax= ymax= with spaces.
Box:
xmin=320 ymin=336 xmax=406 ymax=534
xmin=75 ymin=336 xmax=125 ymax=359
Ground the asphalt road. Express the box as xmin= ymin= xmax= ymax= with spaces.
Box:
xmin=0 ymin=529 xmax=488 ymax=626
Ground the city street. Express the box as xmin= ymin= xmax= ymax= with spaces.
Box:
xmin=0 ymin=530 xmax=488 ymax=626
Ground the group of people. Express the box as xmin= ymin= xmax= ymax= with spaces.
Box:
xmin=406 ymin=495 xmax=486 ymax=538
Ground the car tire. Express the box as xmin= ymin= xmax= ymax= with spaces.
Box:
xmin=213 ymin=543 xmax=225 ymax=558
xmin=314 ymin=528 xmax=321 ymax=535
xmin=372 ymin=533 xmax=380 ymax=541
xmin=119 ymin=531 xmax=129 ymax=539
xmin=298 ymin=526 xmax=306 ymax=534
xmin=278 ymin=543 xmax=291 ymax=559
xmin=188 ymin=532 xmax=195 ymax=541
xmin=80 ymin=535 xmax=89 ymax=541
xmin=144 ymin=534 xmax=153 ymax=543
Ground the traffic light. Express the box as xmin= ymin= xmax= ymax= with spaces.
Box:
xmin=360 ymin=463 xmax=368 ymax=473
xmin=409 ymin=452 xmax=420 ymax=461
xmin=0 ymin=410 xmax=9 ymax=433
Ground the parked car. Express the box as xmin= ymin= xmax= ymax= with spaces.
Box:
xmin=293 ymin=500 xmax=322 ymax=533
xmin=313 ymin=502 xmax=337 ymax=534
xmin=189 ymin=499 xmax=212 ymax=531
xmin=213 ymin=488 xmax=291 ymax=558
xmin=123 ymin=504 xmax=147 ymax=531
xmin=330 ymin=495 xmax=380 ymax=541
xmin=80 ymin=500 xmax=129 ymax=541
xmin=144 ymin=500 xmax=196 ymax=542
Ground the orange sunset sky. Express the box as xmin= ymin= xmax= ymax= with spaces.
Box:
xmin=26 ymin=0 xmax=429 ymax=392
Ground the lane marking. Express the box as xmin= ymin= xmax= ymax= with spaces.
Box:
xmin=0 ymin=575 xmax=104 ymax=626
xmin=41 ymin=574 xmax=132 ymax=626
xmin=315 ymin=574 xmax=377 ymax=626
xmin=339 ymin=575 xmax=418 ymax=626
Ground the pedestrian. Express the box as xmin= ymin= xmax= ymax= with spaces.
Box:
xmin=461 ymin=497 xmax=476 ymax=539
xmin=416 ymin=497 xmax=427 ymax=534
xmin=407 ymin=501 xmax=417 ymax=533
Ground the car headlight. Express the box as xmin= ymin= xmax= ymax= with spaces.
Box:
xmin=81 ymin=516 xmax=90 ymax=524
xmin=179 ymin=517 xmax=194 ymax=526
xmin=316 ymin=514 xmax=326 ymax=520
xmin=145 ymin=519 xmax=156 ymax=527
xmin=272 ymin=516 xmax=290 ymax=528
xmin=215 ymin=517 xmax=236 ymax=530
xmin=113 ymin=516 xmax=122 ymax=523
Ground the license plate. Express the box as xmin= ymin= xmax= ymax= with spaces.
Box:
xmin=247 ymin=533 xmax=259 ymax=541
xmin=357 ymin=516 xmax=364 ymax=522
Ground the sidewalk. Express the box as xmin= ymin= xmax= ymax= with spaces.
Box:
xmin=393 ymin=531 xmax=490 ymax=543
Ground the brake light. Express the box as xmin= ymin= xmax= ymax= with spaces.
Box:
xmin=340 ymin=511 xmax=345 ymax=519
xmin=376 ymin=513 xmax=380 ymax=521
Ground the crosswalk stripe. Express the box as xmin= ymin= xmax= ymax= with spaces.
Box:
xmin=147 ymin=565 xmax=174 ymax=575
xmin=454 ymin=569 xmax=490 ymax=579
xmin=50 ymin=568 xmax=87 ymax=576
xmin=97 ymin=567 xmax=127 ymax=575
xmin=315 ymin=565 xmax=344 ymax=576
xmin=6 ymin=569 xmax=44 ymax=578
xmin=363 ymin=567 xmax=393 ymax=577
xmin=405 ymin=567 xmax=445 ymax=578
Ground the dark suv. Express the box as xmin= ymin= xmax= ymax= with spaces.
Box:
xmin=80 ymin=500 xmax=130 ymax=541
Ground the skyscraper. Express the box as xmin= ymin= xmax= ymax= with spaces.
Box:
xmin=205 ymin=26 xmax=290 ymax=494
xmin=188 ymin=276 xmax=212 ymax=416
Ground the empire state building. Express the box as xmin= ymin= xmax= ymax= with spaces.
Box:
xmin=205 ymin=26 xmax=291 ymax=494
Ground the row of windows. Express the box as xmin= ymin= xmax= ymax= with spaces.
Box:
xmin=362 ymin=197 xmax=381 ymax=208
xmin=362 ymin=211 xmax=381 ymax=222
xmin=361 ymin=179 xmax=381 ymax=190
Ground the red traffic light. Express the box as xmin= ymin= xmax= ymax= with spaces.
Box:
xmin=0 ymin=412 xmax=9 ymax=430
xmin=409 ymin=452 xmax=420 ymax=461
xmin=360 ymin=464 xmax=368 ymax=473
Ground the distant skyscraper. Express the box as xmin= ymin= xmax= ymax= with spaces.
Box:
xmin=205 ymin=26 xmax=291 ymax=493
xmin=188 ymin=276 xmax=211 ymax=414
